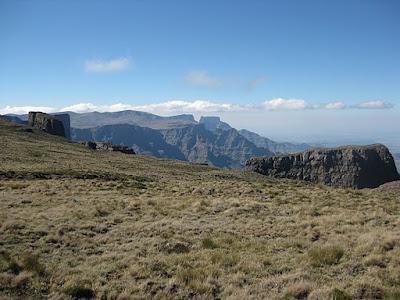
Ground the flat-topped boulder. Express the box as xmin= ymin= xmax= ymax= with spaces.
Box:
xmin=28 ymin=112 xmax=69 ymax=138
xmin=246 ymin=144 xmax=400 ymax=188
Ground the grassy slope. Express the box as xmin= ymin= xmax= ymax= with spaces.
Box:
xmin=0 ymin=119 xmax=399 ymax=299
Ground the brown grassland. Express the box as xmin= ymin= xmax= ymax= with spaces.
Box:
xmin=0 ymin=119 xmax=399 ymax=299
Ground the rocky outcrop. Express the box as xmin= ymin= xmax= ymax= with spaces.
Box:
xmin=28 ymin=112 xmax=68 ymax=138
xmin=53 ymin=113 xmax=71 ymax=139
xmin=81 ymin=141 xmax=135 ymax=155
xmin=199 ymin=116 xmax=232 ymax=132
xmin=72 ymin=124 xmax=183 ymax=159
xmin=246 ymin=144 xmax=400 ymax=188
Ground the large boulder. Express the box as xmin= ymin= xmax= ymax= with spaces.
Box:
xmin=28 ymin=112 xmax=68 ymax=138
xmin=246 ymin=144 xmax=400 ymax=189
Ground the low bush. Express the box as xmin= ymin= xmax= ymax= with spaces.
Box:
xmin=308 ymin=245 xmax=344 ymax=267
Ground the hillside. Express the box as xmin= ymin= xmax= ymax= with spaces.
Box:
xmin=1 ymin=119 xmax=400 ymax=299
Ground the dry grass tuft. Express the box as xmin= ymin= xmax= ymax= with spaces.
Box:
xmin=308 ymin=245 xmax=344 ymax=267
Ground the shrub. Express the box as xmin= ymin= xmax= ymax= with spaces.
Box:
xmin=283 ymin=281 xmax=312 ymax=299
xmin=21 ymin=253 xmax=45 ymax=276
xmin=210 ymin=251 xmax=239 ymax=268
xmin=202 ymin=237 xmax=218 ymax=249
xmin=308 ymin=245 xmax=344 ymax=267
xmin=354 ymin=283 xmax=383 ymax=299
xmin=331 ymin=288 xmax=351 ymax=300
xmin=64 ymin=283 xmax=95 ymax=299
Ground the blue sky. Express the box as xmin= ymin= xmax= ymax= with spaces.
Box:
xmin=0 ymin=0 xmax=399 ymax=148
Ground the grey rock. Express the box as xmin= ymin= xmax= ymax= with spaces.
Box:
xmin=53 ymin=113 xmax=71 ymax=139
xmin=158 ymin=241 xmax=190 ymax=254
xmin=199 ymin=116 xmax=232 ymax=132
xmin=81 ymin=141 xmax=135 ymax=155
xmin=160 ymin=124 xmax=273 ymax=168
xmin=28 ymin=112 xmax=68 ymax=138
xmin=246 ymin=144 xmax=400 ymax=188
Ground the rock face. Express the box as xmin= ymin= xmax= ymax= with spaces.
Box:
xmin=199 ymin=116 xmax=232 ymax=132
xmin=72 ymin=123 xmax=272 ymax=168
xmin=72 ymin=124 xmax=183 ymax=159
xmin=53 ymin=113 xmax=71 ymax=139
xmin=246 ymin=144 xmax=400 ymax=188
xmin=160 ymin=124 xmax=273 ymax=168
xmin=28 ymin=112 xmax=68 ymax=138
xmin=81 ymin=141 xmax=135 ymax=155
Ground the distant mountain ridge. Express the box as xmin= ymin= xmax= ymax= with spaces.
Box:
xmin=68 ymin=110 xmax=197 ymax=129
xmin=5 ymin=110 xmax=311 ymax=168
xmin=238 ymin=129 xmax=310 ymax=154
xmin=72 ymin=123 xmax=272 ymax=168
xmin=8 ymin=110 xmax=197 ymax=130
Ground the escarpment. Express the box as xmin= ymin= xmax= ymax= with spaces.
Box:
xmin=246 ymin=144 xmax=399 ymax=188
xmin=28 ymin=112 xmax=70 ymax=138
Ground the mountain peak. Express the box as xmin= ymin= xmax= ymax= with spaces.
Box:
xmin=199 ymin=116 xmax=231 ymax=132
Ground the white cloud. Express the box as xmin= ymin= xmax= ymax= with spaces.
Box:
xmin=185 ymin=71 xmax=221 ymax=88
xmin=60 ymin=101 xmax=249 ymax=114
xmin=61 ymin=103 xmax=136 ymax=113
xmin=324 ymin=101 xmax=346 ymax=110
xmin=263 ymin=98 xmax=309 ymax=110
xmin=133 ymin=100 xmax=251 ymax=113
xmin=0 ymin=105 xmax=56 ymax=115
xmin=354 ymin=100 xmax=393 ymax=109
xmin=0 ymin=99 xmax=393 ymax=116
xmin=85 ymin=57 xmax=132 ymax=73
xmin=263 ymin=98 xmax=347 ymax=110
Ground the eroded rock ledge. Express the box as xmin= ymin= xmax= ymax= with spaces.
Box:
xmin=81 ymin=141 xmax=135 ymax=155
xmin=246 ymin=144 xmax=399 ymax=188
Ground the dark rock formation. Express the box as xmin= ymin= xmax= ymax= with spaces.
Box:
xmin=160 ymin=124 xmax=273 ymax=168
xmin=81 ymin=141 xmax=135 ymax=155
xmin=28 ymin=112 xmax=67 ymax=138
xmin=53 ymin=113 xmax=71 ymax=139
xmin=72 ymin=124 xmax=183 ymax=159
xmin=246 ymin=144 xmax=400 ymax=188
xmin=72 ymin=123 xmax=272 ymax=168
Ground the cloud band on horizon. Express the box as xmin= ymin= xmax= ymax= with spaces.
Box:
xmin=0 ymin=99 xmax=394 ymax=115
